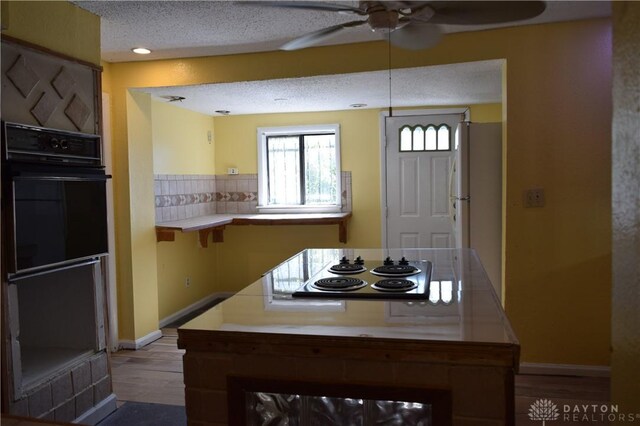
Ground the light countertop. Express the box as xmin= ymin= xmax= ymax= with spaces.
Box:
xmin=179 ymin=248 xmax=519 ymax=347
xmin=156 ymin=212 xmax=351 ymax=232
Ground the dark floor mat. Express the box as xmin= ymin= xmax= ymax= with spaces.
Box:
xmin=97 ymin=402 xmax=186 ymax=426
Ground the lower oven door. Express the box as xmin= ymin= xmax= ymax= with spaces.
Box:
xmin=7 ymin=170 xmax=109 ymax=274
xmin=6 ymin=259 xmax=106 ymax=397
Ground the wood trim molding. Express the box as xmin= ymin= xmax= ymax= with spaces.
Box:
xmin=1 ymin=34 xmax=103 ymax=71
xmin=158 ymin=292 xmax=233 ymax=328
xmin=519 ymin=362 xmax=611 ymax=377
xmin=178 ymin=329 xmax=520 ymax=368
xmin=119 ymin=329 xmax=162 ymax=350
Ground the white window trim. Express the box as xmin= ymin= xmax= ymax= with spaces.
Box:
xmin=257 ymin=124 xmax=342 ymax=213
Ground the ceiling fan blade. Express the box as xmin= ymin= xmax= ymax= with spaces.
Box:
xmin=240 ymin=1 xmax=366 ymax=15
xmin=389 ymin=21 xmax=442 ymax=50
xmin=280 ymin=20 xmax=366 ymax=51
xmin=427 ymin=1 xmax=546 ymax=25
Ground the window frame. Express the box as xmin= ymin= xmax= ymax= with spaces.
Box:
xmin=257 ymin=124 xmax=342 ymax=213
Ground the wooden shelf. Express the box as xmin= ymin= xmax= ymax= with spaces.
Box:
xmin=155 ymin=213 xmax=352 ymax=247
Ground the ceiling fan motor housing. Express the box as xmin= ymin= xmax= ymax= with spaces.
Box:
xmin=362 ymin=1 xmax=400 ymax=32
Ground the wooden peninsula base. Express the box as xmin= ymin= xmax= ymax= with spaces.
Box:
xmin=178 ymin=249 xmax=520 ymax=425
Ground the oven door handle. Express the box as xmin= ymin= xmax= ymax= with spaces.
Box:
xmin=13 ymin=174 xmax=112 ymax=181
xmin=8 ymin=258 xmax=102 ymax=282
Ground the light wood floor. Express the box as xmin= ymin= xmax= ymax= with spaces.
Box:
xmin=111 ymin=329 xmax=610 ymax=425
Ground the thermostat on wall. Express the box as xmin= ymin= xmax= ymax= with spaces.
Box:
xmin=227 ymin=168 xmax=239 ymax=175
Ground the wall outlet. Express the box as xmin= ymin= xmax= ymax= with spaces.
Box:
xmin=185 ymin=277 xmax=191 ymax=287
xmin=524 ymin=188 xmax=545 ymax=208
xmin=227 ymin=167 xmax=239 ymax=175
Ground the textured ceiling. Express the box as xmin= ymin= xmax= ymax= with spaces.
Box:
xmin=74 ymin=1 xmax=610 ymax=116
xmin=137 ymin=60 xmax=503 ymax=116
xmin=74 ymin=1 xmax=611 ymax=62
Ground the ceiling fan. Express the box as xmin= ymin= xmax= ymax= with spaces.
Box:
xmin=246 ymin=1 xmax=547 ymax=51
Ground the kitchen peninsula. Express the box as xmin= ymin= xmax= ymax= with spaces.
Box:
xmin=177 ymin=248 xmax=519 ymax=425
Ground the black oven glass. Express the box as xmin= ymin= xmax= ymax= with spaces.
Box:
xmin=13 ymin=176 xmax=108 ymax=272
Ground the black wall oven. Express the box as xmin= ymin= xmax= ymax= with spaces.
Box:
xmin=2 ymin=122 xmax=109 ymax=275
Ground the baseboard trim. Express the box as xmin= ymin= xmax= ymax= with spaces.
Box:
xmin=519 ymin=362 xmax=611 ymax=377
xmin=73 ymin=393 xmax=117 ymax=425
xmin=158 ymin=291 xmax=234 ymax=328
xmin=118 ymin=329 xmax=163 ymax=350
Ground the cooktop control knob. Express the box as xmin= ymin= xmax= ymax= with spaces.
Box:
xmin=59 ymin=139 xmax=69 ymax=150
xmin=49 ymin=138 xmax=60 ymax=149
xmin=383 ymin=257 xmax=394 ymax=265
xmin=354 ymin=256 xmax=364 ymax=265
xmin=339 ymin=256 xmax=349 ymax=265
xmin=399 ymin=257 xmax=409 ymax=266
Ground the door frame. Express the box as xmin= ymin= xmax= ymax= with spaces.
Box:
xmin=379 ymin=108 xmax=470 ymax=248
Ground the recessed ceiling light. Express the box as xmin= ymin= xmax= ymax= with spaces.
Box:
xmin=274 ymin=98 xmax=288 ymax=101
xmin=160 ymin=95 xmax=185 ymax=103
xmin=132 ymin=47 xmax=151 ymax=55
xmin=215 ymin=110 xmax=231 ymax=115
xmin=350 ymin=103 xmax=367 ymax=108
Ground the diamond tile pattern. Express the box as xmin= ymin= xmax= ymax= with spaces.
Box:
xmin=7 ymin=55 xmax=39 ymax=98
xmin=51 ymin=67 xmax=76 ymax=99
xmin=30 ymin=91 xmax=58 ymax=125
xmin=2 ymin=41 xmax=98 ymax=134
xmin=65 ymin=95 xmax=91 ymax=130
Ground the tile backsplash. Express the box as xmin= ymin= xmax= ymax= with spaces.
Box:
xmin=215 ymin=174 xmax=259 ymax=214
xmin=154 ymin=175 xmax=216 ymax=223
xmin=154 ymin=172 xmax=352 ymax=223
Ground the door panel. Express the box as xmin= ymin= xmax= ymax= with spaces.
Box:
xmin=400 ymin=233 xmax=420 ymax=248
xmin=431 ymin=233 xmax=451 ymax=248
xmin=431 ymin=156 xmax=451 ymax=216
xmin=385 ymin=113 xmax=463 ymax=249
xmin=400 ymin=157 xmax=419 ymax=217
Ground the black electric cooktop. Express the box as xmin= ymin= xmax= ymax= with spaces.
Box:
xmin=292 ymin=257 xmax=433 ymax=300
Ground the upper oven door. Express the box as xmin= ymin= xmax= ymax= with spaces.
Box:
xmin=7 ymin=168 xmax=109 ymax=275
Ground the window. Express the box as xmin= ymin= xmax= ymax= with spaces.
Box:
xmin=399 ymin=124 xmax=451 ymax=152
xmin=257 ymin=125 xmax=341 ymax=213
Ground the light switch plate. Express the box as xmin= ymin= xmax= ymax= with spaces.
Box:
xmin=524 ymin=188 xmax=545 ymax=208
xmin=227 ymin=168 xmax=239 ymax=175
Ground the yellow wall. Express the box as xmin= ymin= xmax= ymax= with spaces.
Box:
xmin=101 ymin=60 xmax=112 ymax=93
xmin=150 ymin=99 xmax=218 ymax=320
xmin=107 ymin=19 xmax=612 ymax=366
xmin=156 ymin=232 xmax=219 ymax=320
xmin=151 ymin=100 xmax=216 ymax=174
xmin=1 ymin=1 xmax=100 ymax=66
xmin=125 ymin=91 xmax=160 ymax=339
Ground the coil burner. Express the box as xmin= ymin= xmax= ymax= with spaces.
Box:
xmin=328 ymin=256 xmax=366 ymax=274
xmin=371 ymin=257 xmax=420 ymax=277
xmin=371 ymin=279 xmax=418 ymax=292
xmin=311 ymin=277 xmax=367 ymax=292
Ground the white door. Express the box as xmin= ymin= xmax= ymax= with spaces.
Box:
xmin=385 ymin=113 xmax=463 ymax=248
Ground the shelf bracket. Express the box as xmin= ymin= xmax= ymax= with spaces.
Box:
xmin=198 ymin=226 xmax=226 ymax=248
xmin=156 ymin=229 xmax=175 ymax=242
